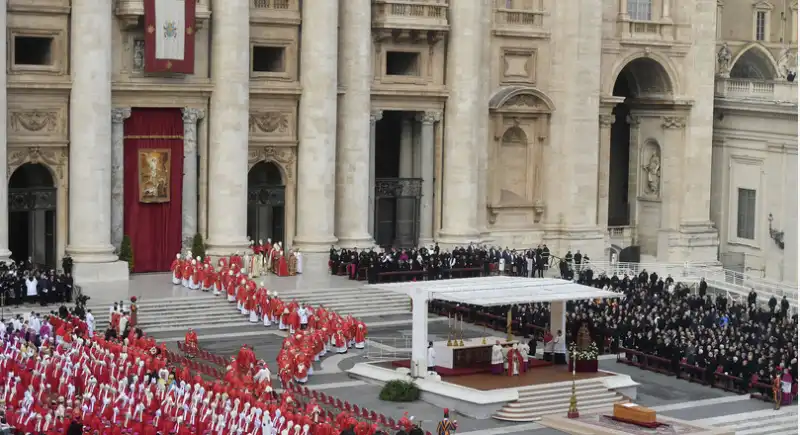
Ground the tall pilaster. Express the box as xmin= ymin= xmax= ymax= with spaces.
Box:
xmin=68 ymin=0 xmax=128 ymax=282
xmin=368 ymin=110 xmax=383 ymax=238
xmin=206 ymin=0 xmax=250 ymax=256
xmin=416 ymin=111 xmax=440 ymax=246
xmin=295 ymin=0 xmax=339 ymax=259
xmin=439 ymin=0 xmax=489 ymax=246
xmin=0 ymin=0 xmax=10 ymax=263
xmin=597 ymin=113 xmax=614 ymax=228
xmin=110 ymin=108 xmax=131 ymax=251
xmin=335 ymin=0 xmax=373 ymax=248
xmin=182 ymin=108 xmax=204 ymax=249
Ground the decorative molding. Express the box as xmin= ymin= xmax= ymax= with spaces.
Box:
xmin=182 ymin=108 xmax=205 ymax=124
xmin=504 ymin=94 xmax=545 ymax=109
xmin=370 ymin=110 xmax=384 ymax=124
xmin=249 ymin=112 xmax=290 ymax=134
xmin=599 ymin=114 xmax=615 ymax=127
xmin=626 ymin=114 xmax=641 ymax=126
xmin=752 ymin=0 xmax=774 ymax=10
xmin=248 ymin=146 xmax=296 ymax=183
xmin=416 ymin=111 xmax=441 ymax=124
xmin=133 ymin=39 xmax=145 ymax=73
xmin=9 ymin=111 xmax=60 ymax=133
xmin=111 ymin=108 xmax=132 ymax=124
xmin=661 ymin=116 xmax=686 ymax=129
xmin=8 ymin=147 xmax=68 ymax=182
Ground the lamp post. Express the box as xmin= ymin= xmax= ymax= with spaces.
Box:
xmin=567 ymin=346 xmax=580 ymax=418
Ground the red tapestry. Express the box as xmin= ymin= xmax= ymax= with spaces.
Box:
xmin=144 ymin=0 xmax=196 ymax=74
xmin=123 ymin=108 xmax=184 ymax=273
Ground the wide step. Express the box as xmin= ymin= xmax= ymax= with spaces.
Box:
xmin=493 ymin=380 xmax=625 ymax=422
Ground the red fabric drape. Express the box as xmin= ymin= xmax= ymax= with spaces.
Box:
xmin=123 ymin=108 xmax=184 ymax=273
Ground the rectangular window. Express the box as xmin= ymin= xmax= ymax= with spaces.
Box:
xmin=14 ymin=36 xmax=54 ymax=66
xmin=736 ymin=188 xmax=756 ymax=240
xmin=385 ymin=51 xmax=421 ymax=76
xmin=755 ymin=11 xmax=766 ymax=41
xmin=627 ymin=0 xmax=652 ymax=21
xmin=252 ymin=46 xmax=286 ymax=73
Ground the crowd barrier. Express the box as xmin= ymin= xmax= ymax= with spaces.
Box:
xmin=617 ymin=347 xmax=794 ymax=402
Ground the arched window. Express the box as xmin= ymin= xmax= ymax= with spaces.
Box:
xmin=730 ymin=47 xmax=777 ymax=80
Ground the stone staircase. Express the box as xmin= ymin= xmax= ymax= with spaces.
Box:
xmin=694 ymin=406 xmax=797 ymax=435
xmin=493 ymin=378 xmax=626 ymax=422
xmin=84 ymin=286 xmax=411 ymax=334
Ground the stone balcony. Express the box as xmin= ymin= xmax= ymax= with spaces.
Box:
xmin=715 ymin=78 xmax=798 ymax=104
xmin=251 ymin=0 xmax=301 ymax=25
xmin=493 ymin=7 xmax=549 ymax=39
xmin=616 ymin=18 xmax=674 ymax=45
xmin=372 ymin=0 xmax=449 ymax=42
xmin=115 ymin=0 xmax=211 ymax=29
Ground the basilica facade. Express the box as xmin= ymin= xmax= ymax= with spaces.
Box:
xmin=1 ymin=0 xmax=796 ymax=284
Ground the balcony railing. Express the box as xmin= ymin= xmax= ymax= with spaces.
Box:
xmin=372 ymin=0 xmax=449 ymax=31
xmin=493 ymin=8 xmax=547 ymax=37
xmin=617 ymin=19 xmax=673 ymax=43
xmin=250 ymin=0 xmax=299 ymax=24
xmin=715 ymin=78 xmax=798 ymax=103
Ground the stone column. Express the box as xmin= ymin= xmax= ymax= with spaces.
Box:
xmin=182 ymin=108 xmax=204 ymax=249
xmin=295 ymin=0 xmax=339 ymax=262
xmin=0 ymin=0 xmax=10 ymax=263
xmin=396 ymin=117 xmax=414 ymax=246
xmin=597 ymin=113 xmax=614 ymax=228
xmin=618 ymin=0 xmax=627 ymax=16
xmin=368 ymin=110 xmax=382 ymax=238
xmin=661 ymin=0 xmax=671 ymax=19
xmin=206 ymin=0 xmax=250 ymax=256
xmin=110 ymin=108 xmax=131 ymax=251
xmin=67 ymin=0 xmax=128 ymax=282
xmin=335 ymin=0 xmax=373 ymax=248
xmin=439 ymin=0 xmax=489 ymax=245
xmin=416 ymin=111 xmax=440 ymax=246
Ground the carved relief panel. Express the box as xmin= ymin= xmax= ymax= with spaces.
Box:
xmin=7 ymin=146 xmax=68 ymax=183
xmin=249 ymin=99 xmax=297 ymax=145
xmin=7 ymin=98 xmax=69 ymax=146
xmin=501 ymin=48 xmax=537 ymax=84
xmin=247 ymin=146 xmax=296 ymax=184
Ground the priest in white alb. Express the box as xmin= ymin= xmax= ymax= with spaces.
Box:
xmin=491 ymin=341 xmax=504 ymax=375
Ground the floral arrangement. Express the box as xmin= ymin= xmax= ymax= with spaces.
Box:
xmin=569 ymin=341 xmax=599 ymax=361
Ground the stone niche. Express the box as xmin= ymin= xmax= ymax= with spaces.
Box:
xmin=487 ymin=86 xmax=553 ymax=228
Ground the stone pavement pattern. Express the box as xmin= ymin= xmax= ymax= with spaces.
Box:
xmin=11 ymin=272 xmax=795 ymax=435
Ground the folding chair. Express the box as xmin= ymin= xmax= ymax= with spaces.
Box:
xmin=361 ymin=408 xmax=369 ymax=419
xmin=311 ymin=390 xmax=319 ymax=399
xmin=370 ymin=411 xmax=377 ymax=422
xmin=352 ymin=405 xmax=359 ymax=415
xmin=318 ymin=392 xmax=327 ymax=402
xmin=326 ymin=395 xmax=334 ymax=405
xmin=343 ymin=401 xmax=351 ymax=412
xmin=335 ymin=399 xmax=343 ymax=409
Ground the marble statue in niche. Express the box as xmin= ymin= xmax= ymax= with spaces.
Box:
xmin=133 ymin=40 xmax=145 ymax=72
xmin=717 ymin=43 xmax=732 ymax=76
xmin=642 ymin=147 xmax=661 ymax=196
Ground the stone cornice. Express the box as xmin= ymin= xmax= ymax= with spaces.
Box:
xmin=714 ymin=98 xmax=798 ymax=117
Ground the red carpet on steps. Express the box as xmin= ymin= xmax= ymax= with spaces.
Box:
xmin=390 ymin=358 xmax=553 ymax=377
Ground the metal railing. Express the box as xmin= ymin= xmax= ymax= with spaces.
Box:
xmin=364 ymin=336 xmax=412 ymax=361
xmin=585 ymin=260 xmax=797 ymax=307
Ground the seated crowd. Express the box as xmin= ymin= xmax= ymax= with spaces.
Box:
xmin=435 ymin=267 xmax=797 ymax=400
xmin=328 ymin=244 xmax=586 ymax=282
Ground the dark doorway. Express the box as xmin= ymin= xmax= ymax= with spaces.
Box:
xmin=609 ymin=72 xmax=633 ymax=227
xmin=374 ymin=111 xmax=421 ymax=247
xmin=247 ymin=161 xmax=285 ymax=244
xmin=8 ymin=163 xmax=57 ymax=268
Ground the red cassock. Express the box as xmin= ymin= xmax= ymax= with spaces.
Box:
xmin=182 ymin=264 xmax=193 ymax=281
xmin=288 ymin=311 xmax=300 ymax=330
xmin=203 ymin=270 xmax=215 ymax=289
xmin=170 ymin=259 xmax=182 ymax=277
xmin=354 ymin=323 xmax=367 ymax=343
xmin=507 ymin=348 xmax=523 ymax=376
xmin=277 ymin=255 xmax=290 ymax=277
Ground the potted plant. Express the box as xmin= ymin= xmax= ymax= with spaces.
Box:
xmin=119 ymin=235 xmax=135 ymax=273
xmin=568 ymin=342 xmax=600 ymax=372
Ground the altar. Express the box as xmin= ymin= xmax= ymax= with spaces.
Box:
xmin=435 ymin=337 xmax=518 ymax=370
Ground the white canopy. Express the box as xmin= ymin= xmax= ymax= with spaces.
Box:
xmin=367 ymin=276 xmax=619 ymax=306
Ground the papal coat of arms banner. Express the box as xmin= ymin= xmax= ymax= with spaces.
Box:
xmin=144 ymin=0 xmax=196 ymax=74
xmin=138 ymin=149 xmax=172 ymax=203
